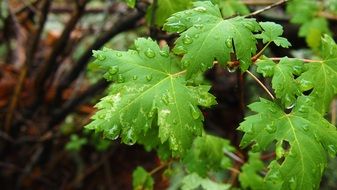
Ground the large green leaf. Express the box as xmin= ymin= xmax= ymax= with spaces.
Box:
xmin=297 ymin=35 xmax=337 ymax=113
xmin=163 ymin=1 xmax=260 ymax=77
xmin=256 ymin=57 xmax=304 ymax=108
xmin=239 ymin=96 xmax=337 ymax=190
xmin=85 ymin=38 xmax=216 ymax=156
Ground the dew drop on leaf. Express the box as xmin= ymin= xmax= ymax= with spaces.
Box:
xmin=145 ymin=48 xmax=155 ymax=58
xmin=194 ymin=24 xmax=204 ymax=30
xmin=189 ymin=104 xmax=200 ymax=119
xmin=182 ymin=60 xmax=190 ymax=68
xmin=301 ymin=124 xmax=309 ymax=131
xmin=299 ymin=79 xmax=313 ymax=91
xmin=182 ymin=35 xmax=193 ymax=45
xmin=225 ymin=38 xmax=233 ymax=48
xmin=117 ymin=74 xmax=125 ymax=83
xmin=109 ymin=66 xmax=119 ymax=75
xmin=159 ymin=50 xmax=169 ymax=57
xmin=265 ymin=124 xmax=276 ymax=133
xmin=174 ymin=46 xmax=187 ymax=54
xmin=194 ymin=34 xmax=199 ymax=38
xmin=162 ymin=95 xmax=169 ymax=105
xmin=328 ymin=144 xmax=337 ymax=157
xmin=194 ymin=6 xmax=206 ymax=12
xmin=97 ymin=54 xmax=106 ymax=61
xmin=243 ymin=22 xmax=254 ymax=31
xmin=146 ymin=74 xmax=153 ymax=82
xmin=116 ymin=52 xmax=123 ymax=57
xmin=132 ymin=75 xmax=138 ymax=80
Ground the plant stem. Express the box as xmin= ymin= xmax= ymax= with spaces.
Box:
xmin=252 ymin=41 xmax=271 ymax=62
xmin=269 ymin=57 xmax=322 ymax=63
xmin=246 ymin=70 xmax=275 ymax=100
xmin=245 ymin=0 xmax=288 ymax=18
xmin=149 ymin=160 xmax=173 ymax=176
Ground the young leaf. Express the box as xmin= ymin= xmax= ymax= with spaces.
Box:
xmin=163 ymin=1 xmax=260 ymax=77
xmin=296 ymin=35 xmax=337 ymax=114
xmin=85 ymin=38 xmax=216 ymax=156
xmin=254 ymin=22 xmax=291 ymax=48
xmin=183 ymin=134 xmax=235 ymax=176
xmin=239 ymin=96 xmax=337 ymax=190
xmin=239 ymin=152 xmax=281 ymax=190
xmin=133 ymin=166 xmax=154 ymax=190
xmin=181 ymin=173 xmax=230 ymax=190
xmin=256 ymin=58 xmax=303 ymax=108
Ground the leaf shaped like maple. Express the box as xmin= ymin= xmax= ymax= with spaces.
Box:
xmin=211 ymin=0 xmax=249 ymax=18
xmin=256 ymin=57 xmax=304 ymax=108
xmin=239 ymin=152 xmax=281 ymax=190
xmin=183 ymin=134 xmax=234 ymax=176
xmin=146 ymin=0 xmax=192 ymax=26
xmin=85 ymin=38 xmax=216 ymax=156
xmin=297 ymin=35 xmax=337 ymax=114
xmin=181 ymin=173 xmax=230 ymax=190
xmin=163 ymin=1 xmax=260 ymax=77
xmin=286 ymin=0 xmax=318 ymax=24
xmin=299 ymin=18 xmax=331 ymax=49
xmin=239 ymin=96 xmax=337 ymax=190
xmin=254 ymin=22 xmax=291 ymax=48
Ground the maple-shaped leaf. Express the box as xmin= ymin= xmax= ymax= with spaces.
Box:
xmin=181 ymin=173 xmax=230 ymax=190
xmin=133 ymin=166 xmax=154 ymax=190
xmin=85 ymin=38 xmax=216 ymax=156
xmin=211 ymin=0 xmax=249 ymax=18
xmin=254 ymin=22 xmax=291 ymax=48
xmin=163 ymin=1 xmax=260 ymax=77
xmin=286 ymin=0 xmax=318 ymax=24
xmin=299 ymin=18 xmax=331 ymax=49
xmin=239 ymin=152 xmax=281 ymax=190
xmin=239 ymin=96 xmax=337 ymax=190
xmin=296 ymin=35 xmax=337 ymax=114
xmin=256 ymin=57 xmax=304 ymax=108
xmin=182 ymin=134 xmax=234 ymax=176
xmin=146 ymin=0 xmax=192 ymax=26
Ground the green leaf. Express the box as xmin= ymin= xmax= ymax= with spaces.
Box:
xmin=211 ymin=0 xmax=249 ymax=18
xmin=181 ymin=173 xmax=230 ymax=190
xmin=299 ymin=18 xmax=331 ymax=49
xmin=239 ymin=152 xmax=281 ymax=190
xmin=286 ymin=0 xmax=319 ymax=24
xmin=163 ymin=1 xmax=260 ymax=77
xmin=146 ymin=0 xmax=192 ymax=26
xmin=183 ymin=134 xmax=235 ymax=176
xmin=239 ymin=96 xmax=337 ymax=190
xmin=256 ymin=58 xmax=304 ymax=108
xmin=65 ymin=134 xmax=87 ymax=152
xmin=296 ymin=35 xmax=337 ymax=114
xmin=254 ymin=22 xmax=291 ymax=48
xmin=132 ymin=166 xmax=154 ymax=190
xmin=122 ymin=0 xmax=136 ymax=8
xmin=85 ymin=38 xmax=216 ymax=156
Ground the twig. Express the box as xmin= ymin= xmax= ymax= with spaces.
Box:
xmin=245 ymin=0 xmax=288 ymax=18
xmin=242 ymin=0 xmax=280 ymax=6
xmin=246 ymin=70 xmax=275 ymax=100
xmin=318 ymin=11 xmax=337 ymax=21
xmin=252 ymin=42 xmax=271 ymax=62
xmin=331 ymin=99 xmax=336 ymax=126
xmin=269 ymin=57 xmax=322 ymax=63
xmin=149 ymin=160 xmax=173 ymax=176
xmin=224 ymin=150 xmax=245 ymax=164
xmin=4 ymin=0 xmax=51 ymax=131
xmin=53 ymin=9 xmax=145 ymax=107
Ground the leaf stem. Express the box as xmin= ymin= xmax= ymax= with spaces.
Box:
xmin=252 ymin=41 xmax=271 ymax=62
xmin=149 ymin=160 xmax=173 ymax=176
xmin=224 ymin=150 xmax=244 ymax=164
xmin=246 ymin=70 xmax=275 ymax=100
xmin=269 ymin=57 xmax=322 ymax=63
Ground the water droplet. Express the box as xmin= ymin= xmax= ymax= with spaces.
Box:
xmin=174 ymin=46 xmax=187 ymax=54
xmin=162 ymin=95 xmax=169 ymax=105
xmin=182 ymin=35 xmax=193 ymax=45
xmin=268 ymin=108 xmax=277 ymax=113
xmin=301 ymin=124 xmax=309 ymax=131
xmin=132 ymin=75 xmax=138 ymax=80
xmin=182 ymin=60 xmax=190 ymax=68
xmin=173 ymin=119 xmax=178 ymax=124
xmin=117 ymin=74 xmax=125 ymax=83
xmin=226 ymin=38 xmax=233 ymax=48
xmin=97 ymin=54 xmax=106 ymax=61
xmin=298 ymin=106 xmax=307 ymax=113
xmin=109 ymin=66 xmax=119 ymax=75
xmin=299 ymin=79 xmax=313 ymax=91
xmin=159 ymin=50 xmax=169 ymax=57
xmin=98 ymin=114 xmax=105 ymax=119
xmin=106 ymin=125 xmax=119 ymax=140
xmin=194 ymin=24 xmax=204 ymax=30
xmin=116 ymin=52 xmax=122 ymax=57
xmin=328 ymin=144 xmax=337 ymax=157
xmin=244 ymin=22 xmax=254 ymax=31
xmin=145 ymin=48 xmax=155 ymax=58
xmin=194 ymin=6 xmax=206 ymax=12
xmin=227 ymin=66 xmax=237 ymax=73
xmin=265 ymin=124 xmax=276 ymax=133
xmin=146 ymin=74 xmax=153 ymax=82
xmin=194 ymin=34 xmax=199 ymax=38
xmin=286 ymin=103 xmax=295 ymax=110
xmin=148 ymin=109 xmax=155 ymax=118
xmin=189 ymin=104 xmax=200 ymax=119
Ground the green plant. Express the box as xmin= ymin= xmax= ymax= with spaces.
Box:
xmin=86 ymin=1 xmax=337 ymax=189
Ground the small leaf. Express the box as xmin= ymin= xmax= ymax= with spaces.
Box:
xmin=132 ymin=166 xmax=154 ymax=190
xmin=255 ymin=22 xmax=291 ymax=48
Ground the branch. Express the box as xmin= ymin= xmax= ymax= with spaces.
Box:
xmin=246 ymin=70 xmax=275 ymax=100
xmin=245 ymin=0 xmax=288 ymax=18
xmin=4 ymin=0 xmax=51 ymax=131
xmin=53 ymin=8 xmax=145 ymax=106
